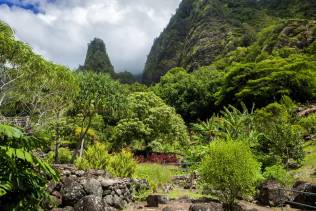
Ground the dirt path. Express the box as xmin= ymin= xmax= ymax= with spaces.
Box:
xmin=125 ymin=201 xmax=300 ymax=211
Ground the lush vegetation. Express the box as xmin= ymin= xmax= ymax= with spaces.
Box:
xmin=1 ymin=0 xmax=316 ymax=209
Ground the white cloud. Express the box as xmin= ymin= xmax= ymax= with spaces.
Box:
xmin=0 ymin=0 xmax=181 ymax=73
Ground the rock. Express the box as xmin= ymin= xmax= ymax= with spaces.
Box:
xmin=157 ymin=195 xmax=169 ymax=204
xmin=257 ymin=180 xmax=285 ymax=207
xmin=61 ymin=177 xmax=86 ymax=206
xmin=115 ymin=188 xmax=122 ymax=196
xmin=112 ymin=194 xmax=126 ymax=209
xmin=103 ymin=195 xmax=113 ymax=206
xmin=51 ymin=208 xmax=63 ymax=211
xmin=74 ymin=195 xmax=104 ymax=211
xmin=292 ymin=181 xmax=316 ymax=209
xmin=146 ymin=195 xmax=159 ymax=207
xmin=75 ymin=170 xmax=85 ymax=177
xmin=63 ymin=170 xmax=71 ymax=177
xmin=189 ymin=203 xmax=223 ymax=211
xmin=232 ymin=202 xmax=259 ymax=211
xmin=162 ymin=206 xmax=180 ymax=211
xmin=63 ymin=207 xmax=75 ymax=211
xmin=99 ymin=179 xmax=119 ymax=188
xmin=50 ymin=191 xmax=62 ymax=207
xmin=82 ymin=178 xmax=103 ymax=197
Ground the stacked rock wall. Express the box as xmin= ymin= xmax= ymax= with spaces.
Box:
xmin=49 ymin=165 xmax=148 ymax=211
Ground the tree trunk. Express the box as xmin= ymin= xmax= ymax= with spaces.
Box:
xmin=79 ymin=138 xmax=85 ymax=157
xmin=71 ymin=115 xmax=92 ymax=163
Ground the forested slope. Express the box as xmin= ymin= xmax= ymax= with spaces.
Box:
xmin=143 ymin=0 xmax=316 ymax=84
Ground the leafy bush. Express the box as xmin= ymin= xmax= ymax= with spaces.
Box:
xmin=299 ymin=113 xmax=316 ymax=135
xmin=254 ymin=101 xmax=305 ymax=167
xmin=0 ymin=124 xmax=58 ymax=210
xmin=200 ymin=140 xmax=262 ymax=210
xmin=75 ymin=143 xmax=137 ymax=178
xmin=108 ymin=149 xmax=137 ymax=178
xmin=263 ymin=165 xmax=294 ymax=186
xmin=46 ymin=148 xmax=72 ymax=164
xmin=75 ymin=142 xmax=110 ymax=171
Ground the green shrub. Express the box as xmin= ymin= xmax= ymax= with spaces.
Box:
xmin=75 ymin=142 xmax=110 ymax=171
xmin=263 ymin=165 xmax=294 ymax=186
xmin=46 ymin=148 xmax=72 ymax=164
xmin=108 ymin=149 xmax=137 ymax=178
xmin=200 ymin=140 xmax=262 ymax=210
xmin=299 ymin=113 xmax=316 ymax=135
xmin=75 ymin=143 xmax=137 ymax=178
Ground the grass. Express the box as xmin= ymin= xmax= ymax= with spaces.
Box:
xmin=134 ymin=163 xmax=182 ymax=193
xmin=165 ymin=188 xmax=206 ymax=200
xmin=291 ymin=141 xmax=316 ymax=183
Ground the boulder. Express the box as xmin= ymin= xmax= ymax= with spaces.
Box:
xmin=292 ymin=181 xmax=316 ymax=209
xmin=189 ymin=203 xmax=223 ymax=211
xmin=112 ymin=194 xmax=126 ymax=209
xmin=146 ymin=195 xmax=159 ymax=207
xmin=61 ymin=177 xmax=86 ymax=206
xmin=74 ymin=195 xmax=104 ymax=211
xmin=82 ymin=178 xmax=103 ymax=197
xmin=257 ymin=180 xmax=284 ymax=207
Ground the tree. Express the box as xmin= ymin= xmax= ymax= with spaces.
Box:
xmin=217 ymin=54 xmax=316 ymax=108
xmin=80 ymin=38 xmax=115 ymax=75
xmin=200 ymin=140 xmax=261 ymax=210
xmin=254 ymin=100 xmax=305 ymax=168
xmin=111 ymin=92 xmax=188 ymax=153
xmin=0 ymin=21 xmax=40 ymax=108
xmin=71 ymin=72 xmax=126 ymax=161
xmin=0 ymin=124 xmax=58 ymax=210
xmin=154 ymin=67 xmax=224 ymax=122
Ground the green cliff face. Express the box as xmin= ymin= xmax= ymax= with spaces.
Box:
xmin=80 ymin=38 xmax=115 ymax=75
xmin=142 ymin=0 xmax=316 ymax=84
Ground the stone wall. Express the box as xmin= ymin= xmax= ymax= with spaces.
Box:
xmin=49 ymin=165 xmax=148 ymax=211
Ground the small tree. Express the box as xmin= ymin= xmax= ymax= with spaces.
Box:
xmin=200 ymin=140 xmax=261 ymax=210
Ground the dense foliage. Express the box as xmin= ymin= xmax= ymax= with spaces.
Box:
xmin=143 ymin=0 xmax=316 ymax=83
xmin=0 ymin=124 xmax=58 ymax=210
xmin=111 ymin=92 xmax=189 ymax=152
xmin=1 ymin=0 xmax=316 ymax=208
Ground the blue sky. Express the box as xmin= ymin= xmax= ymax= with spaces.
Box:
xmin=0 ymin=0 xmax=42 ymax=13
xmin=0 ymin=0 xmax=181 ymax=73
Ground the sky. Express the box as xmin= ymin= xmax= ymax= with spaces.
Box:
xmin=0 ymin=0 xmax=181 ymax=73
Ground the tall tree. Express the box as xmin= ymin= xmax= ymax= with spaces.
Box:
xmin=80 ymin=38 xmax=115 ymax=75
xmin=71 ymin=72 xmax=126 ymax=162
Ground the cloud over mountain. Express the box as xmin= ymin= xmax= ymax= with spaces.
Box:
xmin=0 ymin=0 xmax=181 ymax=73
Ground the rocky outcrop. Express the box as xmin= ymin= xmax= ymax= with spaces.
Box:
xmin=48 ymin=165 xmax=149 ymax=211
xmin=257 ymin=180 xmax=286 ymax=207
xmin=291 ymin=181 xmax=316 ymax=209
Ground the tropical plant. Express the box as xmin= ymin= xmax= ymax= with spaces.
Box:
xmin=107 ymin=149 xmax=137 ymax=178
xmin=75 ymin=142 xmax=110 ymax=171
xmin=0 ymin=124 xmax=58 ymax=210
